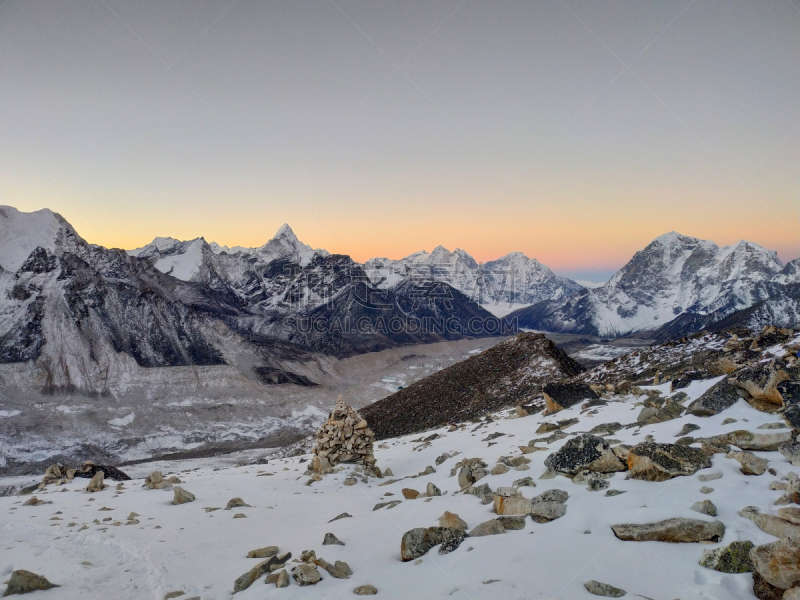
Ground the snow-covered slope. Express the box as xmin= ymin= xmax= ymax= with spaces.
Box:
xmin=511 ymin=232 xmax=794 ymax=337
xmin=365 ymin=246 xmax=583 ymax=307
xmin=2 ymin=330 xmax=797 ymax=599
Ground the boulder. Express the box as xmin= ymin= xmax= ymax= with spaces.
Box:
xmin=611 ymin=518 xmax=724 ymax=543
xmin=543 ymin=434 xmax=626 ymax=475
xmin=627 ymin=442 xmax=711 ymax=481
xmin=750 ymin=537 xmax=800 ymax=591
xmin=3 ymin=570 xmax=59 ymax=596
xmin=728 ymin=451 xmax=769 ymax=475
xmin=226 ymin=497 xmax=250 ymax=509
xmin=292 ymin=564 xmax=322 ymax=586
xmin=753 ymin=571 xmax=784 ymax=600
xmin=400 ymin=527 xmax=468 ymax=561
xmin=73 ymin=461 xmax=131 ymax=481
xmin=426 ymin=482 xmax=442 ymax=497
xmin=543 ymin=382 xmax=599 ymax=413
xmin=583 ymin=580 xmax=626 ymax=597
xmin=730 ymin=360 xmax=794 ymax=408
xmin=687 ymin=379 xmax=742 ymax=416
xmin=172 ymin=487 xmax=195 ymax=505
xmin=700 ymin=540 xmax=754 ymax=573
xmin=438 ymin=511 xmax=468 ymax=531
xmin=469 ymin=519 xmax=506 ymax=537
xmin=402 ymin=488 xmax=419 ymax=500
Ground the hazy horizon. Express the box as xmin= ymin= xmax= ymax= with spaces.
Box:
xmin=1 ymin=1 xmax=797 ymax=279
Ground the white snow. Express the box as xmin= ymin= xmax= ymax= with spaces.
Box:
xmin=0 ymin=409 xmax=21 ymax=418
xmin=108 ymin=413 xmax=135 ymax=427
xmin=153 ymin=239 xmax=205 ymax=281
xmin=0 ymin=378 xmax=792 ymax=599
xmin=0 ymin=206 xmax=63 ymax=272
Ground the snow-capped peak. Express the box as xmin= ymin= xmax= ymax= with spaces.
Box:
xmin=0 ymin=205 xmax=70 ymax=272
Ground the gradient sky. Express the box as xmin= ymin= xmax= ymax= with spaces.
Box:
xmin=1 ymin=0 xmax=798 ymax=282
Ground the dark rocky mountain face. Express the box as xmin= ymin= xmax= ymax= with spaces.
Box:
xmin=0 ymin=207 xmax=506 ymax=395
xmin=360 ymin=332 xmax=585 ymax=439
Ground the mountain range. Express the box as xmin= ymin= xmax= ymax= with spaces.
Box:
xmin=0 ymin=204 xmax=797 ymax=398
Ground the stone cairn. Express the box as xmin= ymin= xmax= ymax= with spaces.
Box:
xmin=311 ymin=396 xmax=377 ymax=474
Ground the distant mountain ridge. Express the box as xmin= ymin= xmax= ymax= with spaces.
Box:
xmin=509 ymin=232 xmax=798 ymax=338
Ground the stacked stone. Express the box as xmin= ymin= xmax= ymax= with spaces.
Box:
xmin=311 ymin=396 xmax=376 ymax=473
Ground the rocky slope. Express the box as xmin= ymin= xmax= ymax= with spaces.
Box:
xmin=360 ymin=332 xmax=585 ymax=439
xmin=509 ymin=232 xmax=797 ymax=338
xmin=2 ymin=325 xmax=798 ymax=599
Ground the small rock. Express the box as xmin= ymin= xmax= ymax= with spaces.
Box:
xmin=491 ymin=463 xmax=510 ymax=475
xmin=605 ymin=489 xmax=626 ymax=497
xmin=323 ymin=532 xmax=344 ymax=546
xmin=400 ymin=527 xmax=468 ymax=561
xmin=583 ymin=579 xmax=626 ymax=597
xmin=426 ymin=482 xmax=441 ymax=497
xmin=3 ymin=570 xmax=59 ymax=596
xmin=497 ymin=515 xmax=526 ymax=530
xmin=469 ymin=519 xmax=506 ymax=537
xmin=739 ymin=506 xmax=800 ymax=539
xmin=512 ymin=477 xmax=536 ymax=488
xmin=439 ymin=511 xmax=468 ymax=531
xmin=779 ymin=443 xmax=800 ymax=467
xmin=699 ymin=540 xmax=754 ymax=573
xmin=677 ymin=423 xmax=701 ymax=437
xmin=86 ymin=471 xmax=105 ymax=493
xmin=698 ymin=472 xmax=722 ymax=482
xmin=701 ymin=486 xmax=714 ymax=494
xmin=728 ymin=451 xmax=769 ymax=475
xmin=691 ymin=499 xmax=718 ymax=517
xmin=373 ymin=501 xmax=401 ymax=510
xmin=611 ymin=518 xmax=724 ymax=543
xmin=247 ymin=546 xmax=278 ymax=558
xmin=543 ymin=434 xmax=626 ymax=475
xmin=172 ymin=487 xmax=195 ymax=505
xmin=329 ymin=512 xmax=352 ymax=522
xmin=233 ymin=513 xmax=246 ymax=518
xmin=292 ymin=563 xmax=321 ymax=586
xmin=383 ymin=468 xmax=393 ymax=477
xmin=353 ymin=584 xmax=378 ymax=595
xmin=234 ymin=557 xmax=277 ymax=593
xmin=401 ymin=488 xmax=419 ymax=500
xmin=226 ymin=497 xmax=250 ymax=509
xmin=164 ymin=592 xmax=185 ymax=600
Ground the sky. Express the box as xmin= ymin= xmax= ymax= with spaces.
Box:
xmin=0 ymin=0 xmax=798 ymax=282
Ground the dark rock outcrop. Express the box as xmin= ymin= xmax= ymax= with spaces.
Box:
xmin=361 ymin=333 xmax=585 ymax=439
xmin=543 ymin=434 xmax=626 ymax=475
